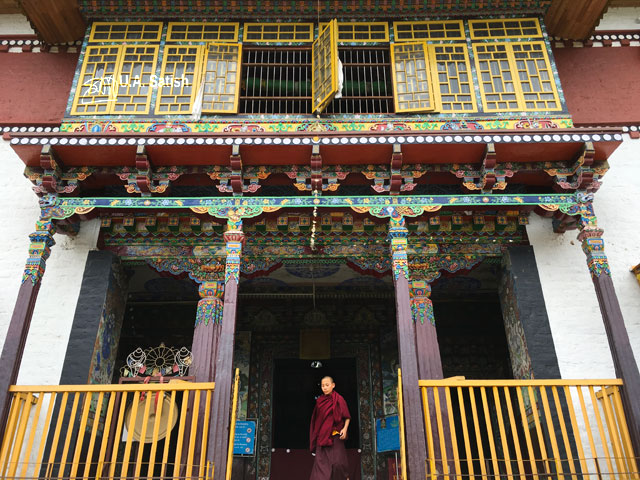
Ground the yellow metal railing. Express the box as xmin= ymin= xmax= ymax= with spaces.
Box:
xmin=418 ymin=379 xmax=639 ymax=480
xmin=226 ymin=368 xmax=240 ymax=480
xmin=397 ymin=368 xmax=407 ymax=480
xmin=0 ymin=381 xmax=215 ymax=480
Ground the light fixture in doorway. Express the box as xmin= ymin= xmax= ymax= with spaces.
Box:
xmin=310 ymin=361 xmax=323 ymax=369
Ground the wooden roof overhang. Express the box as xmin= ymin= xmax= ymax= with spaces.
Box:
xmin=4 ymin=0 xmax=620 ymax=44
xmin=9 ymin=128 xmax=622 ymax=236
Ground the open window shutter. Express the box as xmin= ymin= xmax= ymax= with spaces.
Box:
xmin=200 ymin=42 xmax=242 ymax=114
xmin=312 ymin=19 xmax=339 ymax=114
xmin=390 ymin=42 xmax=436 ymax=113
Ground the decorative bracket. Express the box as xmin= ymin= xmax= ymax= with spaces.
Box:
xmin=24 ymin=146 xmax=93 ymax=195
xmin=117 ymin=146 xmax=183 ymax=195
xmin=363 ymin=145 xmax=426 ymax=194
xmin=22 ymin=219 xmax=56 ymax=285
xmin=410 ymin=280 xmax=435 ymax=326
xmin=285 ymin=147 xmax=348 ymax=192
xmin=546 ymin=142 xmax=607 ymax=192
xmin=453 ymin=143 xmax=513 ymax=193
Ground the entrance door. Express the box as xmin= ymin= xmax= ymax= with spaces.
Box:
xmin=270 ymin=358 xmax=360 ymax=480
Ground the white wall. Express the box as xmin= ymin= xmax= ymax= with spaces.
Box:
xmin=0 ymin=14 xmax=34 ymax=35
xmin=0 ymin=138 xmax=99 ymax=385
xmin=597 ymin=7 xmax=640 ymax=31
xmin=528 ymin=134 xmax=640 ymax=379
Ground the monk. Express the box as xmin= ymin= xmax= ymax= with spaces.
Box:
xmin=309 ymin=376 xmax=351 ymax=480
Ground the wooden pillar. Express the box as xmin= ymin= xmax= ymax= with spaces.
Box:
xmin=388 ymin=214 xmax=427 ymax=480
xmin=0 ymin=219 xmax=56 ymax=438
xmin=209 ymin=217 xmax=244 ymax=480
xmin=411 ymin=278 xmax=455 ymax=475
xmin=191 ymin=281 xmax=224 ymax=382
xmin=576 ymin=202 xmax=640 ymax=455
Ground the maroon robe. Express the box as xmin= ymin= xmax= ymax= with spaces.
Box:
xmin=309 ymin=391 xmax=351 ymax=480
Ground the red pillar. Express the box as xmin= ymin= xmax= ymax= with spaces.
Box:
xmin=208 ymin=218 xmax=244 ymax=480
xmin=576 ymin=203 xmax=640 ymax=455
xmin=191 ymin=281 xmax=224 ymax=382
xmin=389 ymin=214 xmax=427 ymax=480
xmin=0 ymin=220 xmax=56 ymax=438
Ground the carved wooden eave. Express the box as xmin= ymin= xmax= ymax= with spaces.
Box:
xmin=13 ymin=0 xmax=85 ymax=45
xmin=545 ymin=0 xmax=615 ymax=41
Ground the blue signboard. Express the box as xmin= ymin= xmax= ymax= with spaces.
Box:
xmin=233 ymin=420 xmax=256 ymax=455
xmin=376 ymin=415 xmax=400 ymax=453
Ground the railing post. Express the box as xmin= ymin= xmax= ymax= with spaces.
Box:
xmin=0 ymin=219 xmax=56 ymax=439
xmin=573 ymin=201 xmax=640 ymax=455
xmin=388 ymin=212 xmax=427 ymax=480
xmin=209 ymin=216 xmax=244 ymax=480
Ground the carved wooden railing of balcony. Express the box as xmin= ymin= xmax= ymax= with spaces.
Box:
xmin=417 ymin=378 xmax=639 ymax=479
xmin=0 ymin=382 xmax=216 ymax=480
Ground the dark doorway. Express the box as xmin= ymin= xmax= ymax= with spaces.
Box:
xmin=272 ymin=358 xmax=360 ymax=450
xmin=270 ymin=358 xmax=361 ymax=480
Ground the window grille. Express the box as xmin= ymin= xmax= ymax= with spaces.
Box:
xmin=324 ymin=48 xmax=393 ymax=114
xmin=390 ymin=42 xmax=435 ymax=113
xmin=469 ymin=18 xmax=542 ymax=39
xmin=244 ymin=23 xmax=314 ymax=42
xmin=112 ymin=46 xmax=159 ymax=113
xmin=474 ymin=42 xmax=560 ymax=112
xmin=321 ymin=22 xmax=389 ymax=42
xmin=72 ymin=46 xmax=121 ymax=114
xmin=239 ymin=47 xmax=312 ymax=114
xmin=89 ymin=22 xmax=162 ymax=42
xmin=393 ymin=21 xmax=465 ymax=42
xmin=167 ymin=22 xmax=239 ymax=42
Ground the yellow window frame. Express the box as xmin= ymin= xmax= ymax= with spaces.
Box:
xmin=319 ymin=21 xmax=389 ymax=42
xmin=89 ymin=22 xmax=163 ymax=42
xmin=200 ymin=42 xmax=243 ymax=114
xmin=390 ymin=41 xmax=436 ymax=113
xmin=71 ymin=45 xmax=159 ymax=115
xmin=155 ymin=45 xmax=205 ymax=114
xmin=469 ymin=18 xmax=542 ymax=39
xmin=393 ymin=20 xmax=465 ymax=42
xmin=167 ymin=22 xmax=239 ymax=42
xmin=312 ymin=19 xmax=339 ymax=114
xmin=243 ymin=22 xmax=314 ymax=42
xmin=429 ymin=43 xmax=477 ymax=113
xmin=71 ymin=45 xmax=122 ymax=115
xmin=473 ymin=41 xmax=561 ymax=113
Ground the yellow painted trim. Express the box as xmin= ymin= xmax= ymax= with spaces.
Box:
xmin=473 ymin=41 xmax=562 ymax=113
xmin=390 ymin=41 xmax=436 ymax=113
xmin=393 ymin=20 xmax=465 ymax=42
xmin=226 ymin=369 xmax=240 ymax=480
xmin=9 ymin=382 xmax=216 ymax=393
xmin=429 ymin=43 xmax=478 ymax=113
xmin=155 ymin=44 xmax=205 ymax=115
xmin=419 ymin=379 xmax=623 ymax=387
xmin=70 ymin=45 xmax=121 ymax=116
xmin=243 ymin=22 xmax=314 ymax=42
xmin=397 ymin=369 xmax=407 ymax=480
xmin=167 ymin=22 xmax=239 ymax=42
xmin=89 ymin=22 xmax=163 ymax=43
xmin=469 ymin=17 xmax=542 ymax=39
xmin=312 ymin=19 xmax=339 ymax=114
xmin=112 ymin=45 xmax=159 ymax=115
xmin=200 ymin=42 xmax=242 ymax=114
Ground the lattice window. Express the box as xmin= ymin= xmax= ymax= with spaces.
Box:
xmin=201 ymin=43 xmax=242 ymax=113
xmin=89 ymin=22 xmax=162 ymax=42
xmin=312 ymin=20 xmax=339 ymax=114
xmin=390 ymin=42 xmax=435 ymax=113
xmin=474 ymin=42 xmax=560 ymax=112
xmin=469 ymin=18 xmax=542 ymax=39
xmin=511 ymin=42 xmax=560 ymax=110
xmin=431 ymin=44 xmax=476 ymax=112
xmin=393 ymin=21 xmax=465 ymax=42
xmin=71 ymin=46 xmax=121 ymax=115
xmin=156 ymin=46 xmax=203 ymax=114
xmin=167 ymin=22 xmax=239 ymax=42
xmin=321 ymin=22 xmax=389 ymax=42
xmin=111 ymin=46 xmax=158 ymax=114
xmin=244 ymin=23 xmax=314 ymax=42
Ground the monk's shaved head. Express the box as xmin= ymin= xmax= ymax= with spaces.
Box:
xmin=321 ymin=376 xmax=334 ymax=384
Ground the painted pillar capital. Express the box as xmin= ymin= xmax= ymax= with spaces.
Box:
xmin=196 ymin=281 xmax=225 ymax=327
xmin=410 ymin=280 xmax=435 ymax=325
xmin=23 ymin=219 xmax=56 ymax=285
xmin=574 ymin=202 xmax=611 ymax=277
xmin=224 ymin=217 xmax=244 ymax=285
xmin=387 ymin=214 xmax=409 ymax=281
